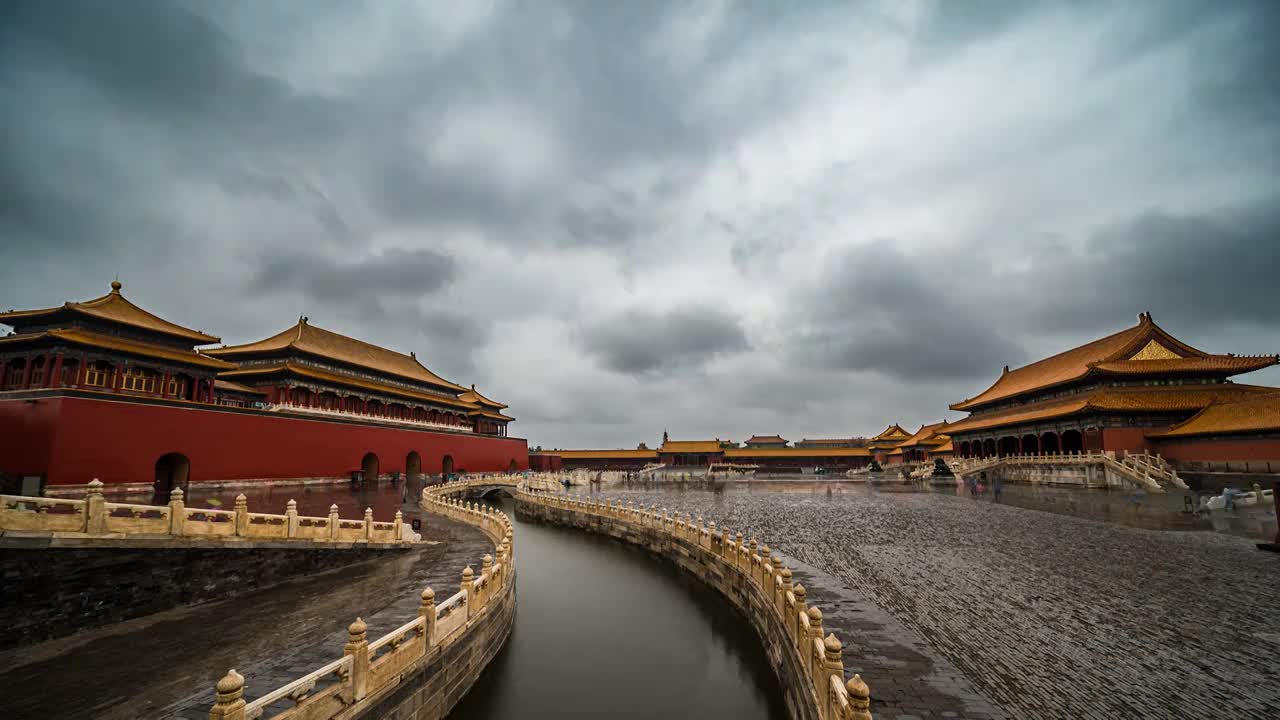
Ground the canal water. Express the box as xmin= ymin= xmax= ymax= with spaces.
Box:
xmin=451 ymin=495 xmax=787 ymax=719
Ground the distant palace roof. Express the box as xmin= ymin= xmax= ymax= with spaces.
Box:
xmin=0 ymin=328 xmax=235 ymax=370
xmin=950 ymin=313 xmax=1278 ymax=412
xmin=0 ymin=281 xmax=220 ymax=344
xmin=871 ymin=424 xmax=911 ymax=442
xmin=797 ymin=438 xmax=866 ymax=445
xmin=660 ymin=439 xmax=725 ymax=453
xmin=893 ymin=422 xmax=951 ymax=449
xmin=460 ymin=384 xmax=508 ymax=409
xmin=555 ymin=449 xmax=659 ymax=460
xmin=1149 ymin=391 xmax=1280 ymax=438
xmin=744 ymin=434 xmax=788 ymax=444
xmin=207 ymin=318 xmax=466 ymax=392
xmin=218 ymin=362 xmax=477 ymax=410
xmin=724 ymin=447 xmax=871 ymax=458
xmin=944 ymin=384 xmax=1273 ymax=435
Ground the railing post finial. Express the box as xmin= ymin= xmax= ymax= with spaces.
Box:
xmin=208 ymin=669 xmax=246 ymax=720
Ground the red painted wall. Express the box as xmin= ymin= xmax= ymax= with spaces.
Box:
xmin=0 ymin=395 xmax=528 ymax=487
xmin=1100 ymin=428 xmax=1154 ymax=454
xmin=1151 ymin=437 xmax=1280 ymax=463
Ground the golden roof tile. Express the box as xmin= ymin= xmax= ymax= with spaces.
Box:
xmin=207 ymin=318 xmax=465 ymax=391
xmin=459 ymin=384 xmax=508 ymax=409
xmin=213 ymin=379 xmax=267 ymax=395
xmin=0 ymin=328 xmax=235 ymax=370
xmin=0 ymin=281 xmax=220 ymax=344
xmin=949 ymin=313 xmax=1272 ymax=411
xmin=468 ymin=408 xmax=515 ymax=422
xmin=218 ymin=362 xmax=477 ymax=410
xmin=744 ymin=435 xmax=788 ymax=444
xmin=659 ymin=440 xmax=726 ymax=453
xmin=871 ymin=424 xmax=911 ymax=441
xmin=1149 ymin=392 xmax=1280 ymax=438
xmin=723 ymin=447 xmax=871 ymax=458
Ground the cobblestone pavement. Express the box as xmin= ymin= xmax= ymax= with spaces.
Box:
xmin=594 ymin=483 xmax=1280 ymax=720
xmin=0 ymin=513 xmax=491 ymax=720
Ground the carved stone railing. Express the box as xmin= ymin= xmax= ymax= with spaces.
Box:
xmin=0 ymin=480 xmax=419 ymax=545
xmin=950 ymin=451 xmax=1180 ymax=491
xmin=270 ymin=402 xmax=474 ymax=433
xmin=496 ymin=474 xmax=873 ymax=720
xmin=207 ymin=481 xmax=515 ymax=720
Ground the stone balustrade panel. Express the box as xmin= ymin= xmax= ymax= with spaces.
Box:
xmin=0 ymin=496 xmax=86 ymax=532
xmin=103 ymin=502 xmax=171 ymax=534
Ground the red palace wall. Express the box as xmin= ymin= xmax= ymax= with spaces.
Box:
xmin=1099 ymin=428 xmax=1154 ymax=454
xmin=1150 ymin=437 xmax=1280 ymax=464
xmin=0 ymin=395 xmax=528 ymax=488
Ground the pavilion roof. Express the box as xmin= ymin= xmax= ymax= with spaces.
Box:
xmin=893 ymin=422 xmax=951 ymax=449
xmin=944 ymin=384 xmax=1273 ymax=435
xmin=932 ymin=439 xmax=955 ymax=454
xmin=218 ymin=362 xmax=477 ymax=410
xmin=459 ymin=384 xmax=508 ymax=409
xmin=468 ymin=408 xmax=515 ymax=422
xmin=660 ymin=440 xmax=725 ymax=453
xmin=0 ymin=328 xmax=234 ymax=370
xmin=555 ymin=449 xmax=659 ymax=459
xmin=723 ymin=447 xmax=871 ymax=458
xmin=1148 ymin=391 xmax=1280 ymax=438
xmin=0 ymin=281 xmax=220 ymax=344
xmin=950 ymin=313 xmax=1277 ymax=412
xmin=207 ymin=318 xmax=465 ymax=392
xmin=744 ymin=434 xmax=788 ymax=444
xmin=871 ymin=424 xmax=911 ymax=441
xmin=797 ymin=437 xmax=865 ymax=445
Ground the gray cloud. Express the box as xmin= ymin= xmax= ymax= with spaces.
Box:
xmin=3 ymin=0 xmax=1279 ymax=448
xmin=791 ymin=243 xmax=1027 ymax=381
xmin=579 ymin=307 xmax=750 ymax=375
xmin=250 ymin=248 xmax=456 ymax=304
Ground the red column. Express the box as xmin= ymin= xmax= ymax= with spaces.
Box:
xmin=74 ymin=353 xmax=87 ymax=387
xmin=20 ymin=356 xmax=32 ymax=388
xmin=46 ymin=353 xmax=64 ymax=388
xmin=112 ymin=364 xmax=124 ymax=393
xmin=160 ymin=371 xmax=172 ymax=398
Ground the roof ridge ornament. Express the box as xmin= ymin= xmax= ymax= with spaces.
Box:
xmin=110 ymin=280 xmax=122 ymax=293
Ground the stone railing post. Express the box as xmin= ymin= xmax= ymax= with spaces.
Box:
xmin=234 ymin=494 xmax=249 ymax=536
xmin=736 ymin=533 xmax=745 ymax=569
xmin=820 ymin=634 xmax=845 ymax=718
xmin=778 ymin=567 xmax=793 ymax=616
xmin=461 ymin=566 xmax=475 ymax=620
xmin=792 ymin=584 xmax=808 ymax=644
xmin=806 ymin=607 xmax=824 ymax=675
xmin=394 ymin=510 xmax=405 ymax=542
xmin=847 ymin=674 xmax=872 ymax=720
xmin=208 ymin=669 xmax=246 ymax=720
xmin=285 ymin=499 xmax=299 ymax=539
xmin=760 ymin=544 xmax=772 ymax=586
xmin=419 ymin=587 xmax=436 ymax=646
xmin=363 ymin=507 xmax=373 ymax=542
xmin=344 ymin=617 xmax=370 ymax=702
xmin=84 ymin=479 xmax=106 ymax=534
xmin=481 ymin=554 xmax=494 ymax=605
xmin=168 ymin=487 xmax=185 ymax=536
xmin=328 ymin=504 xmax=339 ymax=540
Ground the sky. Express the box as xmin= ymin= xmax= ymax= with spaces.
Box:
xmin=3 ymin=0 xmax=1279 ymax=450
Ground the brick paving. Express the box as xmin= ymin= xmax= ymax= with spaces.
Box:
xmin=0 ymin=513 xmax=491 ymax=720
xmin=595 ymin=483 xmax=1280 ymax=720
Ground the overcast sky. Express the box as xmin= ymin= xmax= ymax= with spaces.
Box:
xmin=4 ymin=1 xmax=1279 ymax=449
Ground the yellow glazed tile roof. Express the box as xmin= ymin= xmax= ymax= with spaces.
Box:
xmin=459 ymin=385 xmax=508 ymax=409
xmin=208 ymin=319 xmax=465 ymax=391
xmin=949 ymin=313 xmax=1272 ymax=411
xmin=660 ymin=440 xmax=725 ymax=453
xmin=555 ymin=449 xmax=660 ymax=459
xmin=1149 ymin=391 xmax=1280 ymax=438
xmin=219 ymin=362 xmax=477 ymax=410
xmin=0 ymin=328 xmax=235 ymax=370
xmin=723 ymin=447 xmax=871 ymax=458
xmin=871 ymin=424 xmax=911 ymax=441
xmin=0 ymin=281 xmax=220 ymax=344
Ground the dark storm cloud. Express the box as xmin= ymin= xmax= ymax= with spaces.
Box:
xmin=579 ymin=307 xmax=750 ymax=375
xmin=250 ymin=248 xmax=456 ymax=304
xmin=1015 ymin=200 xmax=1280 ymax=336
xmin=793 ymin=244 xmax=1026 ymax=381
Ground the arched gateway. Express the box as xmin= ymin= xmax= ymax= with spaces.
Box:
xmin=442 ymin=455 xmax=454 ymax=477
xmin=361 ymin=452 xmax=380 ymax=483
xmin=153 ymin=452 xmax=190 ymax=502
xmin=406 ymin=451 xmax=422 ymax=483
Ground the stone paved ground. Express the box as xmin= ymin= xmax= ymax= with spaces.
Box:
xmin=594 ymin=483 xmax=1280 ymax=720
xmin=0 ymin=513 xmax=491 ymax=720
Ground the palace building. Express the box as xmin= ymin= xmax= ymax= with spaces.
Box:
xmin=552 ymin=433 xmax=876 ymax=472
xmin=0 ymin=282 xmax=527 ymax=495
xmin=945 ymin=313 xmax=1279 ymax=461
xmin=883 ymin=422 xmax=952 ymax=465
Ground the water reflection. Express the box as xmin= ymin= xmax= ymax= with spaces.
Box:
xmin=451 ymin=496 xmax=788 ymax=720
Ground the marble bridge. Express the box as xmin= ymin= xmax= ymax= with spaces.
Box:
xmin=950 ymin=450 xmax=1187 ymax=491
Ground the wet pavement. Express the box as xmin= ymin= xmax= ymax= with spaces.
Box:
xmin=0 ymin=483 xmax=491 ymax=720
xmin=589 ymin=481 xmax=1280 ymax=720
